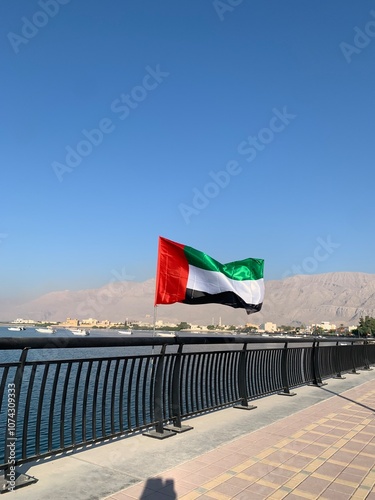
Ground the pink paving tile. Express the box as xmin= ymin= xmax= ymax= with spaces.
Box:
xmin=314 ymin=434 xmax=340 ymax=446
xmin=284 ymin=494 xmax=313 ymax=500
xmin=282 ymin=440 xmax=310 ymax=453
xmin=283 ymin=453 xmax=313 ymax=469
xmin=153 ymin=470 xmax=194 ymax=482
xmin=297 ymin=475 xmax=331 ymax=495
xmin=198 ymin=463 xmax=229 ymax=479
xmin=199 ymin=448 xmax=240 ymax=463
xmin=343 ymin=466 xmax=368 ymax=480
xmin=350 ymin=454 xmax=375 ymax=468
xmin=314 ymin=461 xmax=345 ymax=478
xmin=323 ymin=481 xmax=357 ymax=496
xmin=298 ymin=443 xmax=326 ymax=457
xmin=215 ymin=452 xmax=254 ymax=468
xmin=329 ymin=450 xmax=356 ymax=464
xmin=336 ymin=470 xmax=364 ymax=486
xmin=296 ymin=431 xmax=322 ymax=442
xmin=238 ymin=481 xmax=276 ymax=497
xmin=260 ymin=471 xmax=290 ymax=486
xmin=362 ymin=443 xmax=375 ymax=454
xmin=173 ymin=459 xmax=210 ymax=473
xmin=270 ymin=467 xmax=297 ymax=479
xmin=265 ymin=449 xmax=296 ymax=464
xmin=325 ymin=427 xmax=349 ymax=437
xmin=233 ymin=490 xmax=266 ymax=500
xmin=242 ymin=461 xmax=276 ymax=477
xmin=339 ymin=441 xmax=366 ymax=453
xmin=320 ymin=486 xmax=354 ymax=500
xmin=211 ymin=476 xmax=252 ymax=496
xmin=108 ymin=494 xmax=136 ymax=500
xmin=181 ymin=471 xmax=213 ymax=487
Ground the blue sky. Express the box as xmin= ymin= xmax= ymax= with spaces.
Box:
xmin=1 ymin=0 xmax=375 ymax=300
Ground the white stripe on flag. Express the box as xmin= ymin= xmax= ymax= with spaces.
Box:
xmin=187 ymin=265 xmax=264 ymax=305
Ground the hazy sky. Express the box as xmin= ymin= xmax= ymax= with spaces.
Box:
xmin=1 ymin=0 xmax=374 ymax=300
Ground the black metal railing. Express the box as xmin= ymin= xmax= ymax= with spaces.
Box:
xmin=0 ymin=335 xmax=374 ymax=486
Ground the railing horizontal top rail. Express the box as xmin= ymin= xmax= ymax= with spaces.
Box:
xmin=0 ymin=335 xmax=369 ymax=350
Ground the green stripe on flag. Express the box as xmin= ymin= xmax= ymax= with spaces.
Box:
xmin=184 ymin=246 xmax=264 ymax=281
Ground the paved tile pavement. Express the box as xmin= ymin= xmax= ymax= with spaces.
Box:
xmin=104 ymin=379 xmax=375 ymax=500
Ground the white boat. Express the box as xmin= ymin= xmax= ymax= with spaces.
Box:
xmin=8 ymin=327 xmax=26 ymax=331
xmin=118 ymin=330 xmax=132 ymax=335
xmin=36 ymin=328 xmax=56 ymax=334
xmin=156 ymin=332 xmax=176 ymax=337
xmin=69 ymin=329 xmax=90 ymax=336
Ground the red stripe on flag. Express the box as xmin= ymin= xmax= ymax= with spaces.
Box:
xmin=154 ymin=237 xmax=189 ymax=305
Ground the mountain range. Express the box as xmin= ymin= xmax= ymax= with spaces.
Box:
xmin=2 ymin=272 xmax=375 ymax=327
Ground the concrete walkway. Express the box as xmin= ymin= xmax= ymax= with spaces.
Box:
xmin=5 ymin=369 xmax=375 ymax=499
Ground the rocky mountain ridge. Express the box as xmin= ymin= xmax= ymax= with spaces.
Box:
xmin=2 ymin=272 xmax=375 ymax=327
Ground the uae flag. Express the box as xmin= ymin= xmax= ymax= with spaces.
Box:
xmin=154 ymin=237 xmax=264 ymax=314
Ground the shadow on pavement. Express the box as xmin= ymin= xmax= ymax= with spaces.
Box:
xmin=320 ymin=386 xmax=375 ymax=413
xmin=140 ymin=477 xmax=176 ymax=499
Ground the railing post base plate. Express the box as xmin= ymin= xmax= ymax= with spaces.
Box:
xmin=143 ymin=429 xmax=176 ymax=440
xmin=308 ymin=382 xmax=328 ymax=387
xmin=234 ymin=404 xmax=257 ymax=410
xmin=278 ymin=391 xmax=296 ymax=397
xmin=333 ymin=375 xmax=346 ymax=379
xmin=164 ymin=424 xmax=193 ymax=433
xmin=1 ymin=472 xmax=38 ymax=494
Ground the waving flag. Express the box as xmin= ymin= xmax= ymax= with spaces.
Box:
xmin=154 ymin=237 xmax=264 ymax=314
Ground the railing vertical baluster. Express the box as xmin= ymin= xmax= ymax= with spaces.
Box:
xmin=22 ymin=365 xmax=37 ymax=459
xmin=91 ymin=360 xmax=102 ymax=441
xmin=234 ymin=344 xmax=256 ymax=410
xmin=144 ymin=345 xmax=175 ymax=439
xmin=101 ymin=360 xmax=111 ymax=438
xmin=118 ymin=359 xmax=128 ymax=432
xmin=309 ymin=340 xmax=326 ymax=387
xmin=278 ymin=342 xmax=296 ymax=396
xmin=164 ymin=345 xmax=193 ymax=433
xmin=363 ymin=341 xmax=372 ymax=371
xmin=134 ymin=358 xmax=144 ymax=429
xmin=351 ymin=341 xmax=360 ymax=374
xmin=60 ymin=363 xmax=72 ymax=448
xmin=35 ymin=364 xmax=50 ymax=455
xmin=333 ymin=341 xmax=345 ymax=379
xmin=110 ymin=359 xmax=120 ymax=435
xmin=48 ymin=364 xmax=61 ymax=452
xmin=82 ymin=361 xmax=93 ymax=442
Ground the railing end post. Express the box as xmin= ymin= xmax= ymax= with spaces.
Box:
xmin=233 ymin=402 xmax=257 ymax=410
xmin=143 ymin=427 xmax=176 ymax=440
xmin=0 ymin=468 xmax=38 ymax=493
xmin=278 ymin=389 xmax=297 ymax=397
xmin=163 ymin=422 xmax=194 ymax=434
